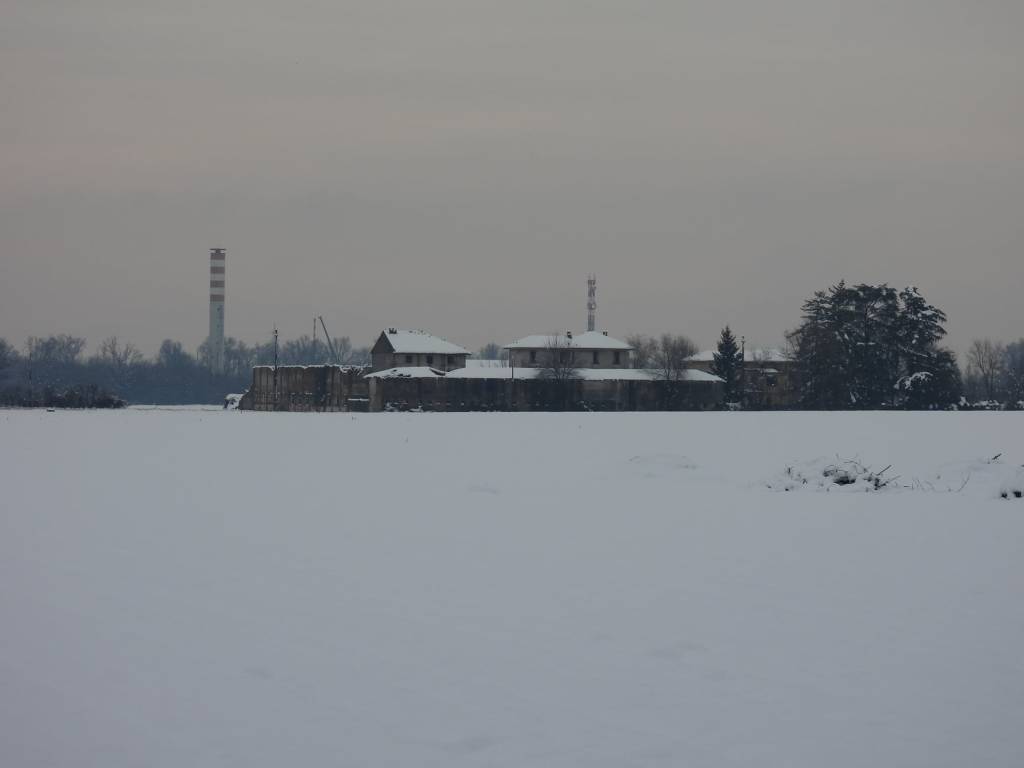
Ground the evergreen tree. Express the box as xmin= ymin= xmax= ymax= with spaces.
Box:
xmin=786 ymin=282 xmax=960 ymax=409
xmin=711 ymin=326 xmax=743 ymax=403
xmin=786 ymin=284 xmax=850 ymax=408
xmin=897 ymin=348 xmax=961 ymax=409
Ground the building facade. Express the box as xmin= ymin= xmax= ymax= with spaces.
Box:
xmin=684 ymin=349 xmax=796 ymax=408
xmin=370 ymin=329 xmax=470 ymax=373
xmin=503 ymin=331 xmax=632 ymax=369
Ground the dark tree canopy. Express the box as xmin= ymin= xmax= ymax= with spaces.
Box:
xmin=711 ymin=326 xmax=743 ymax=402
xmin=786 ymin=283 xmax=959 ymax=409
xmin=0 ymin=331 xmax=371 ymax=406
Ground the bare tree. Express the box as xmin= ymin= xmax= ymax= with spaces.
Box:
xmin=26 ymin=335 xmax=86 ymax=365
xmin=1003 ymin=340 xmax=1024 ymax=406
xmin=94 ymin=336 xmax=143 ymax=387
xmin=478 ymin=342 xmax=502 ymax=360
xmin=97 ymin=336 xmax=142 ymax=369
xmin=332 ymin=336 xmax=354 ymax=364
xmin=0 ymin=338 xmax=18 ymax=370
xmin=626 ymin=334 xmax=659 ymax=369
xmin=966 ymin=339 xmax=1006 ymax=401
xmin=533 ymin=335 xmax=581 ymax=410
xmin=350 ymin=346 xmax=371 ymax=366
xmin=651 ymin=334 xmax=698 ymax=381
xmin=536 ymin=335 xmax=581 ymax=382
xmin=157 ymin=339 xmax=194 ymax=369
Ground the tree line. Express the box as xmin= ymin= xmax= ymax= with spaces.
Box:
xmin=475 ymin=282 xmax=1020 ymax=410
xmin=963 ymin=338 xmax=1024 ymax=407
xmin=2 ymin=283 xmax=1019 ymax=409
xmin=0 ymin=333 xmax=371 ymax=406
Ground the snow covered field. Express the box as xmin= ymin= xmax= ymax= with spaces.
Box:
xmin=2 ymin=408 xmax=1023 ymax=767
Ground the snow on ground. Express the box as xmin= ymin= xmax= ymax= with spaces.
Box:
xmin=1 ymin=409 xmax=1023 ymax=767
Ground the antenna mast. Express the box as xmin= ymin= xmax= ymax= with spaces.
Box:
xmin=586 ymin=274 xmax=597 ymax=332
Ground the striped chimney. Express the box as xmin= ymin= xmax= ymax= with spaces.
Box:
xmin=208 ymin=248 xmax=226 ymax=374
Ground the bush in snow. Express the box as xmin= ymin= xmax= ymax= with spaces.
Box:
xmin=768 ymin=457 xmax=899 ymax=492
xmin=999 ymin=468 xmax=1024 ymax=500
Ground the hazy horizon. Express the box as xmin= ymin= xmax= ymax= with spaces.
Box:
xmin=2 ymin=1 xmax=1022 ymax=358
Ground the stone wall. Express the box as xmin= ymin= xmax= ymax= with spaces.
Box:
xmin=239 ymin=366 xmax=369 ymax=411
xmin=368 ymin=377 xmax=722 ymax=412
xmin=240 ymin=366 xmax=722 ymax=413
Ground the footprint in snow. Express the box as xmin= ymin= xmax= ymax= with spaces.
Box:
xmin=628 ymin=454 xmax=698 ymax=477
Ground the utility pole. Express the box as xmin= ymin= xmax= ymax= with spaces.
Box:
xmin=273 ymin=326 xmax=279 ymax=408
xmin=740 ymin=335 xmax=746 ymax=408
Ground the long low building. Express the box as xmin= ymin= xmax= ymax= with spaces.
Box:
xmin=239 ymin=362 xmax=723 ymax=412
xmin=446 ymin=364 xmax=721 ymax=383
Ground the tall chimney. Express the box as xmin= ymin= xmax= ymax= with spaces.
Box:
xmin=208 ymin=248 xmax=226 ymax=374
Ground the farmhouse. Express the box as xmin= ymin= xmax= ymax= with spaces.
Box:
xmin=504 ymin=331 xmax=632 ymax=369
xmin=370 ymin=329 xmax=469 ymax=373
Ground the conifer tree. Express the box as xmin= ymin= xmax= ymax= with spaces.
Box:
xmin=711 ymin=326 xmax=743 ymax=403
xmin=786 ymin=282 xmax=960 ymax=409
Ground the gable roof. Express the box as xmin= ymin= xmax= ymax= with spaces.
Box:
xmin=374 ymin=329 xmax=469 ymax=356
xmin=503 ymin=332 xmax=632 ymax=351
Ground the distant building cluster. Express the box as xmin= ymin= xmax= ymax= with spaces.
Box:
xmin=214 ymin=265 xmax=797 ymax=412
xmin=239 ymin=325 xmax=797 ymax=412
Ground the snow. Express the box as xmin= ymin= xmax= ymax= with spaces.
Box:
xmin=504 ymin=332 xmax=633 ymax=350
xmin=446 ymin=365 xmax=539 ymax=379
xmin=364 ymin=366 xmax=445 ymax=379
xmin=381 ymin=329 xmax=469 ymax=355
xmin=2 ymin=409 xmax=1023 ymax=767
xmin=670 ymin=368 xmax=723 ymax=383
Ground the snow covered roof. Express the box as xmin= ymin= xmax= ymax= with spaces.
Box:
xmin=676 ymin=369 xmax=725 ymax=383
xmin=446 ymin=367 xmax=538 ymax=380
xmin=503 ymin=332 xmax=632 ymax=351
xmin=364 ymin=366 xmax=446 ymax=379
xmin=687 ymin=348 xmax=790 ymax=363
xmin=377 ymin=329 xmax=469 ymax=356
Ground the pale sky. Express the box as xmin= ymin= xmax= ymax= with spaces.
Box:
xmin=2 ymin=1 xmax=1022 ymax=357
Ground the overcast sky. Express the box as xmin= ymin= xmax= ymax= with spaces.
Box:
xmin=2 ymin=1 xmax=1021 ymax=356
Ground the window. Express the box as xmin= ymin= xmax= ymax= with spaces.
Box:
xmin=405 ymin=355 xmax=413 ymax=364
xmin=592 ymin=351 xmax=599 ymax=365
xmin=530 ymin=350 xmax=537 ymax=364
xmin=426 ymin=355 xmax=434 ymax=366
xmin=613 ymin=351 xmax=621 ymax=365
